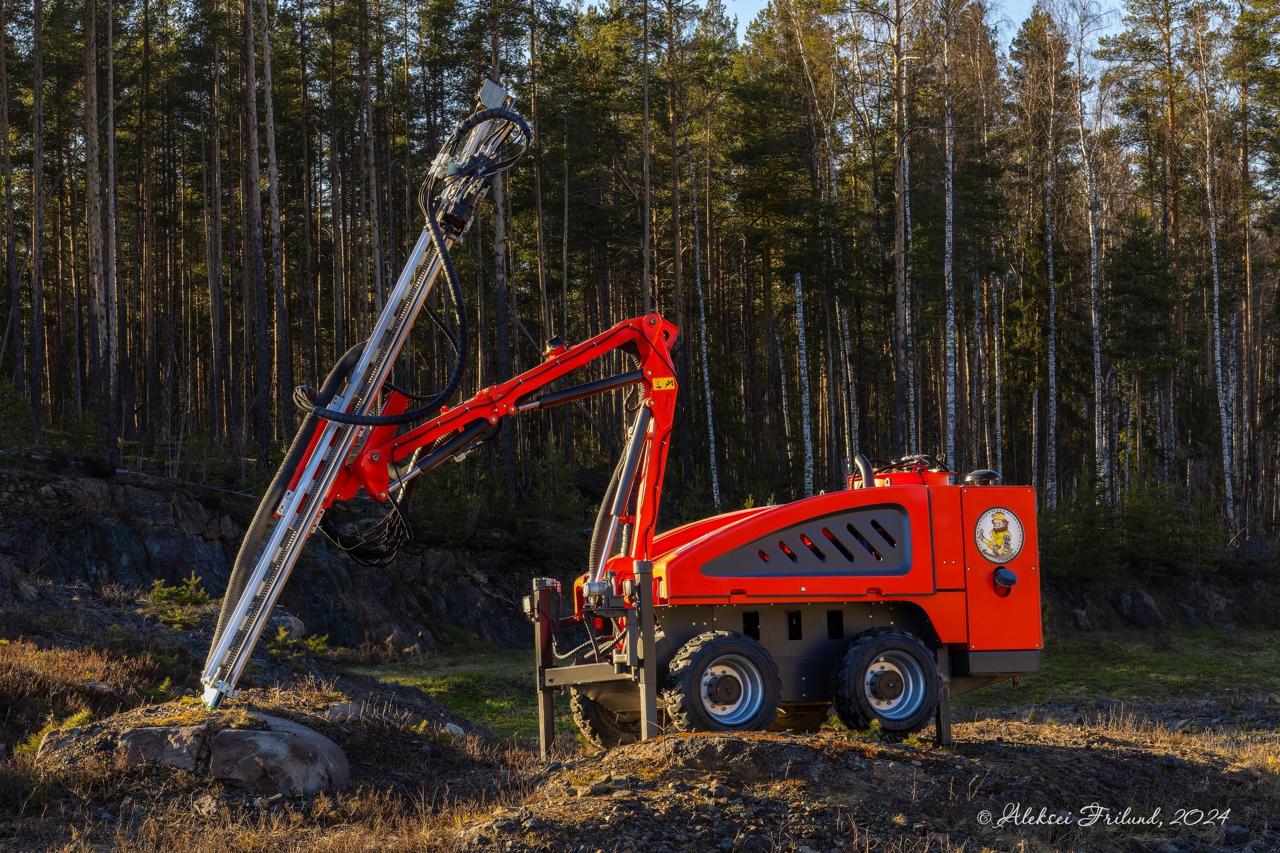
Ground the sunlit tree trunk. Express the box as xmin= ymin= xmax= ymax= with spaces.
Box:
xmin=795 ymin=272 xmax=813 ymax=497
xmin=260 ymin=0 xmax=291 ymax=432
xmin=941 ymin=0 xmax=957 ymax=469
xmin=0 ymin=0 xmax=20 ymax=388
xmin=29 ymin=0 xmax=46 ymax=424
xmin=688 ymin=142 xmax=720 ymax=511
xmin=641 ymin=0 xmax=652 ymax=314
xmin=206 ymin=41 xmax=225 ymax=443
xmin=242 ymin=0 xmax=270 ymax=462
xmin=1192 ymin=17 xmax=1236 ymax=529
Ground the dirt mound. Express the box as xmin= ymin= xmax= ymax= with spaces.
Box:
xmin=459 ymin=713 xmax=1280 ymax=853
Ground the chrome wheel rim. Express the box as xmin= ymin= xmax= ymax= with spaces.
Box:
xmin=699 ymin=653 xmax=765 ymax=727
xmin=863 ymin=650 xmax=926 ymax=721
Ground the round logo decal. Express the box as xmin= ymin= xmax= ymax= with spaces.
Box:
xmin=974 ymin=507 xmax=1023 ymax=564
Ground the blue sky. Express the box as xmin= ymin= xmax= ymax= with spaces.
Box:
xmin=722 ymin=0 xmax=1115 ymax=51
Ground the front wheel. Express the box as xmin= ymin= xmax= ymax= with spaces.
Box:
xmin=570 ymin=688 xmax=641 ymax=749
xmin=831 ymin=628 xmax=938 ymax=735
xmin=664 ymin=631 xmax=780 ymax=732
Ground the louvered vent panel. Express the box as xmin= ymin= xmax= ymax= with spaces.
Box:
xmin=702 ymin=505 xmax=910 ymax=578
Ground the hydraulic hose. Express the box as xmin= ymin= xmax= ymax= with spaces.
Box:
xmin=302 ymin=205 xmax=467 ymax=427
xmin=301 ymin=106 xmax=530 ymax=429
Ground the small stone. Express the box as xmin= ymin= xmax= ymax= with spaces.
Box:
xmin=82 ymin=680 xmax=119 ymax=696
xmin=718 ymin=838 xmax=734 ymax=851
xmin=444 ymin=722 xmax=466 ymax=738
xmin=193 ymin=794 xmax=218 ymax=817
xmin=324 ymin=702 xmax=364 ymax=723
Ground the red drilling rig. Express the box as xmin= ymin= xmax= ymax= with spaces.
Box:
xmin=201 ymin=82 xmax=1042 ymax=756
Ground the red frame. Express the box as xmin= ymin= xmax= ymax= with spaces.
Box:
xmin=300 ymin=313 xmax=1041 ymax=656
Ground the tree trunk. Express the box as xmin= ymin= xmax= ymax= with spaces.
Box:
xmin=0 ymin=0 xmax=21 ymax=390
xmin=85 ymin=0 xmax=107 ymax=428
xmin=207 ymin=41 xmax=225 ymax=442
xmin=1044 ymin=79 xmax=1059 ymax=509
xmin=688 ymin=142 xmax=720 ymax=512
xmin=942 ymin=0 xmax=957 ymax=469
xmin=891 ymin=0 xmax=909 ymax=453
xmin=242 ymin=0 xmax=270 ymax=462
xmin=529 ymin=0 xmax=550 ymax=339
xmin=361 ymin=0 xmax=383 ymax=313
xmin=260 ymin=0 xmax=291 ymax=432
xmin=1194 ymin=24 xmax=1236 ymax=529
xmin=490 ymin=20 xmax=516 ymax=493
xmin=29 ymin=0 xmax=46 ymax=424
xmin=641 ymin=0 xmax=652 ymax=314
xmin=105 ymin=0 xmax=120 ymax=455
xmin=795 ymin=272 xmax=813 ymax=497
xmin=299 ymin=0 xmax=318 ymax=378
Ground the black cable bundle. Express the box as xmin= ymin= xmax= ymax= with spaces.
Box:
xmin=318 ymin=488 xmax=414 ymax=568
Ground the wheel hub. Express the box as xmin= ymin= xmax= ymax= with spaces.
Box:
xmin=862 ymin=651 xmax=927 ymax=721
xmin=705 ymin=673 xmax=743 ymax=706
xmin=699 ymin=654 xmax=766 ymax=727
xmin=868 ymin=669 xmax=904 ymax=702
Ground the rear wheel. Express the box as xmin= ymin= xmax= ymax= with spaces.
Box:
xmin=570 ymin=688 xmax=640 ymax=749
xmin=664 ymin=631 xmax=780 ymax=732
xmin=831 ymin=628 xmax=938 ymax=736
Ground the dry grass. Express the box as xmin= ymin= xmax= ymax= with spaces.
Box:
xmin=0 ymin=638 xmax=155 ymax=697
xmin=1087 ymin=703 xmax=1280 ymax=777
xmin=0 ymin=638 xmax=159 ymax=748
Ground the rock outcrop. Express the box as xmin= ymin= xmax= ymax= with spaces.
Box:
xmin=0 ymin=465 xmax=564 ymax=649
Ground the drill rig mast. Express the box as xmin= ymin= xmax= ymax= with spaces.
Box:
xmin=202 ymin=80 xmax=680 ymax=711
xmin=202 ymin=81 xmax=537 ymax=707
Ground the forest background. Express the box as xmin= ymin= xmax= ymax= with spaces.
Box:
xmin=0 ymin=0 xmax=1276 ymax=584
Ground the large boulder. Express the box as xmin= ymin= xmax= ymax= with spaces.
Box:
xmin=38 ymin=710 xmax=348 ymax=797
xmin=118 ymin=725 xmax=208 ymax=771
xmin=209 ymin=714 xmax=348 ymax=795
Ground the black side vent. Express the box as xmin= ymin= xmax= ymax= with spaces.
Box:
xmin=703 ymin=505 xmax=911 ymax=578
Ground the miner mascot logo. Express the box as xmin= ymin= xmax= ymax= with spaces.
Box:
xmin=975 ymin=507 xmax=1023 ymax=563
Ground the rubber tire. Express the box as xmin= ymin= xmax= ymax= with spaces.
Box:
xmin=831 ymin=628 xmax=939 ymax=736
xmin=664 ymin=631 xmax=781 ymax=733
xmin=570 ymin=688 xmax=640 ymax=749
